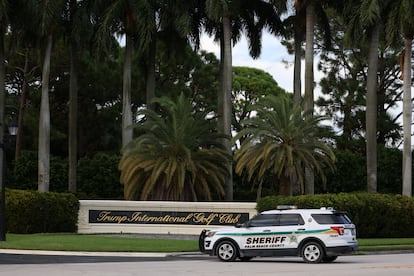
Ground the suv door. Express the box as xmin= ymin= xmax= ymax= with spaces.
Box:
xmin=238 ymin=213 xmax=305 ymax=251
xmin=273 ymin=214 xmax=306 ymax=250
xmin=237 ymin=214 xmax=281 ymax=251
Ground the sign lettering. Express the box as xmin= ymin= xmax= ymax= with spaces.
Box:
xmin=89 ymin=210 xmax=249 ymax=226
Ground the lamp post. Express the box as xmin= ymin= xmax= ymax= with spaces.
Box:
xmin=0 ymin=122 xmax=18 ymax=241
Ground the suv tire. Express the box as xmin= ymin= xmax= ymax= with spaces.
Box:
xmin=216 ymin=240 xmax=238 ymax=262
xmin=302 ymin=242 xmax=324 ymax=263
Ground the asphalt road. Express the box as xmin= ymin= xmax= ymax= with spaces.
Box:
xmin=1 ymin=252 xmax=414 ymax=276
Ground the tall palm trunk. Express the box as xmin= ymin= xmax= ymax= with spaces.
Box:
xmin=279 ymin=173 xmax=291 ymax=196
xmin=293 ymin=36 xmax=302 ymax=103
xmin=122 ymin=33 xmax=133 ymax=148
xmin=15 ymin=48 xmax=30 ymax=160
xmin=304 ymin=2 xmax=315 ymax=194
xmin=220 ymin=16 xmax=233 ymax=201
xmin=122 ymin=33 xmax=134 ymax=199
xmin=38 ymin=34 xmax=52 ymax=192
xmin=146 ymin=38 xmax=156 ymax=111
xmin=402 ymin=37 xmax=412 ymax=197
xmin=304 ymin=2 xmax=314 ymax=113
xmin=68 ymin=36 xmax=79 ymax=193
xmin=366 ymin=24 xmax=380 ymax=193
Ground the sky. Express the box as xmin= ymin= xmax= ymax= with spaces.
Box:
xmin=199 ymin=32 xmax=325 ymax=95
xmin=199 ymin=32 xmax=406 ymax=133
xmin=199 ymin=32 xmax=414 ymax=148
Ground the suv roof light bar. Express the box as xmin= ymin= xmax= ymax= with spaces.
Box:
xmin=320 ymin=207 xmax=335 ymax=211
xmin=276 ymin=205 xmax=297 ymax=210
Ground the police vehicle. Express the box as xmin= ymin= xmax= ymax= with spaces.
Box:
xmin=199 ymin=206 xmax=358 ymax=263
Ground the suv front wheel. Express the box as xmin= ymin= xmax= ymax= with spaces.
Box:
xmin=216 ymin=240 xmax=238 ymax=262
xmin=301 ymin=242 xmax=324 ymax=263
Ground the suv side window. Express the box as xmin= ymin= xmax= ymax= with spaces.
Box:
xmin=279 ymin=214 xmax=305 ymax=226
xmin=248 ymin=214 xmax=279 ymax=227
xmin=311 ymin=213 xmax=351 ymax=224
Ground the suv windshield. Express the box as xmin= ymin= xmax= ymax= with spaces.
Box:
xmin=311 ymin=213 xmax=352 ymax=224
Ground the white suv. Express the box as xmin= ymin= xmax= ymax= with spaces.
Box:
xmin=199 ymin=206 xmax=358 ymax=263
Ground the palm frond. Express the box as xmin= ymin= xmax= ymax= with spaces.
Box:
xmin=119 ymin=93 xmax=230 ymax=201
xmin=235 ymin=94 xmax=336 ymax=195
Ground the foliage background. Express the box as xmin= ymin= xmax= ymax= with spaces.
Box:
xmin=6 ymin=147 xmax=406 ymax=201
xmin=257 ymin=193 xmax=414 ymax=238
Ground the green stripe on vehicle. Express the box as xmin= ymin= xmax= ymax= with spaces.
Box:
xmin=216 ymin=229 xmax=331 ymax=237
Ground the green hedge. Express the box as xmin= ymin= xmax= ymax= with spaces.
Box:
xmin=76 ymin=153 xmax=122 ymax=199
xmin=3 ymin=189 xmax=79 ymax=234
xmin=10 ymin=151 xmax=123 ymax=199
xmin=257 ymin=193 xmax=414 ymax=238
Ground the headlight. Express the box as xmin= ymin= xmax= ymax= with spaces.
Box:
xmin=206 ymin=231 xmax=216 ymax=237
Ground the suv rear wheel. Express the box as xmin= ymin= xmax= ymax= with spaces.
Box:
xmin=216 ymin=240 xmax=238 ymax=262
xmin=302 ymin=242 xmax=324 ymax=263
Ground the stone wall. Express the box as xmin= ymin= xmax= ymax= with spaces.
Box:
xmin=78 ymin=200 xmax=257 ymax=235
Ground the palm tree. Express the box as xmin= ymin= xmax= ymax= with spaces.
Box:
xmin=119 ymin=93 xmax=232 ymax=201
xmin=304 ymin=0 xmax=315 ymax=114
xmin=0 ymin=0 xmax=8 ymax=240
xmin=0 ymin=0 xmax=8 ymax=143
xmin=400 ymin=39 xmax=412 ymax=197
xmin=284 ymin=1 xmax=306 ymax=103
xmin=205 ymin=0 xmax=286 ymax=200
xmin=303 ymin=0 xmax=316 ymax=195
xmin=292 ymin=0 xmax=333 ymax=111
xmin=205 ymin=0 xmax=233 ymax=200
xmin=97 ymin=1 xmax=192 ymax=146
xmin=96 ymin=0 xmax=147 ymax=151
xmin=386 ymin=0 xmax=414 ymax=197
xmin=66 ymin=0 xmax=95 ymax=193
xmin=365 ymin=23 xmax=380 ymax=193
xmin=8 ymin=0 xmax=39 ymax=161
xmin=147 ymin=1 xmax=203 ymax=109
xmin=36 ymin=0 xmax=65 ymax=192
xmin=234 ymin=95 xmax=335 ymax=197
xmin=292 ymin=0 xmax=333 ymax=194
xmin=67 ymin=0 xmax=80 ymax=193
xmin=344 ymin=0 xmax=393 ymax=193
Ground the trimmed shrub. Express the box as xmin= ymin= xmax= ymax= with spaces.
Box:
xmin=77 ymin=153 xmax=122 ymax=199
xmin=10 ymin=151 xmax=122 ymax=199
xmin=321 ymin=150 xmax=366 ymax=193
xmin=4 ymin=189 xmax=79 ymax=233
xmin=11 ymin=150 xmax=68 ymax=192
xmin=257 ymin=193 xmax=414 ymax=238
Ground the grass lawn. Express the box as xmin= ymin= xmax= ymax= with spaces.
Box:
xmin=1 ymin=234 xmax=414 ymax=253
xmin=358 ymin=238 xmax=414 ymax=251
xmin=0 ymin=233 xmax=199 ymax=252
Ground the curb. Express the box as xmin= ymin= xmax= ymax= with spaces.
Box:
xmin=0 ymin=249 xmax=169 ymax=258
xmin=1 ymin=249 xmax=414 ymax=258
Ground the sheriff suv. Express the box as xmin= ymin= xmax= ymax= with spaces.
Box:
xmin=199 ymin=206 xmax=358 ymax=263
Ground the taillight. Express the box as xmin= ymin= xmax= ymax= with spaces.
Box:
xmin=331 ymin=226 xmax=344 ymax=235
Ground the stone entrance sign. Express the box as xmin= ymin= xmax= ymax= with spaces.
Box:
xmin=78 ymin=200 xmax=256 ymax=235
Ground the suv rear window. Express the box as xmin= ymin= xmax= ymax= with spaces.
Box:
xmin=311 ymin=213 xmax=351 ymax=224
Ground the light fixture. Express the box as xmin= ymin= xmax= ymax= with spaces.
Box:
xmin=8 ymin=121 xmax=18 ymax=136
